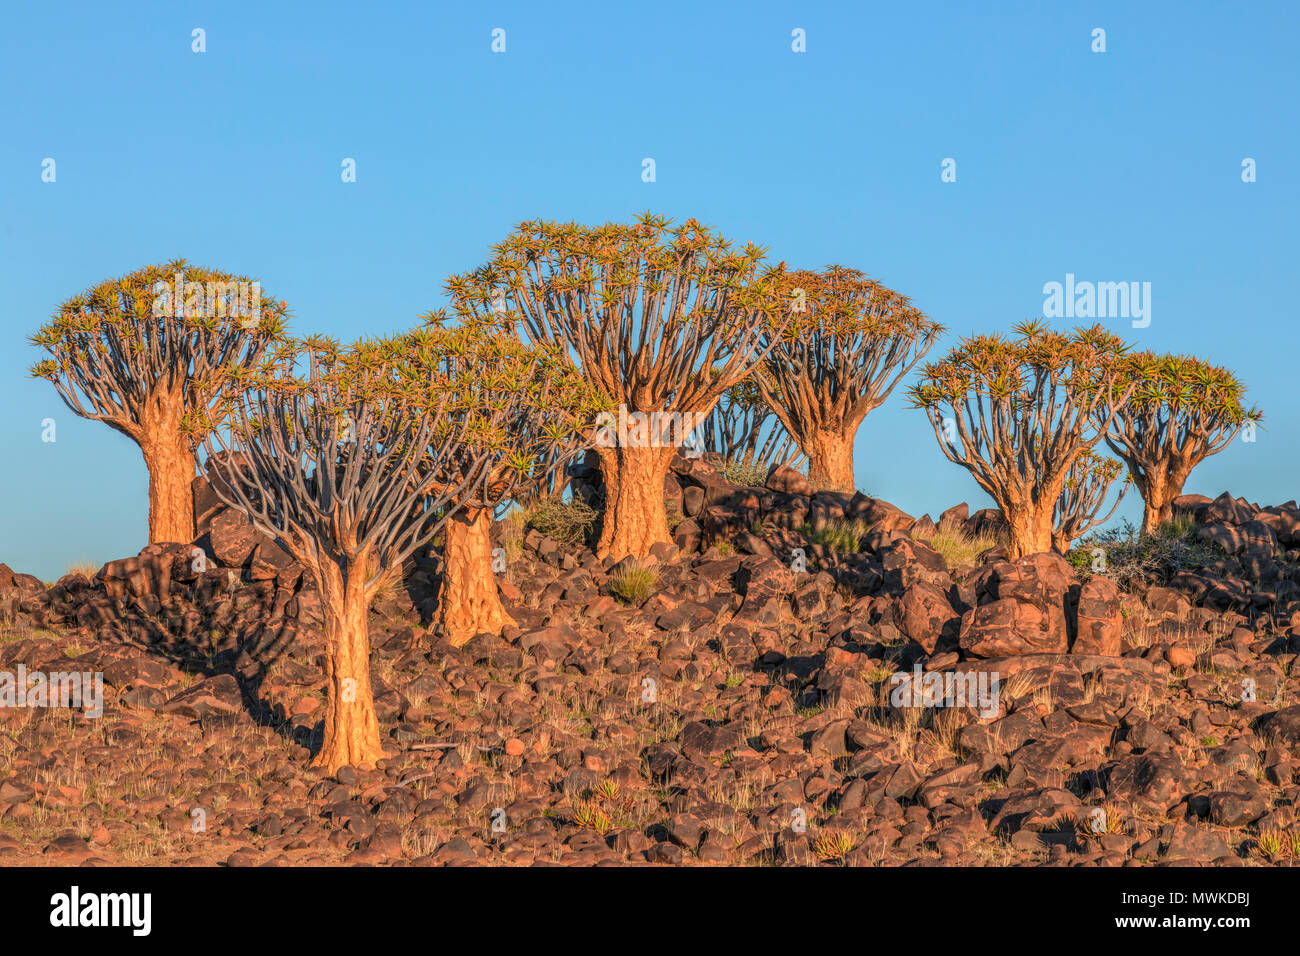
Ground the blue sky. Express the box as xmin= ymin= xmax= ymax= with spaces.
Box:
xmin=1 ymin=0 xmax=1295 ymax=581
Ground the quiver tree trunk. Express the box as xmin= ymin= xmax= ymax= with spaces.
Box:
xmin=1143 ymin=496 xmax=1171 ymax=536
xmin=436 ymin=506 xmax=514 ymax=646
xmin=805 ymin=428 xmax=856 ymax=494
xmin=1137 ymin=471 xmax=1172 ymax=535
xmin=596 ymin=444 xmax=675 ymax=561
xmin=1135 ymin=460 xmax=1191 ymax=534
xmin=313 ymin=561 xmax=385 ymax=773
xmin=138 ymin=386 xmax=197 ymax=544
xmin=1006 ymin=504 xmax=1056 ymax=560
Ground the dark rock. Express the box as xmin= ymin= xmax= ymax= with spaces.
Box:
xmin=1072 ymin=576 xmax=1122 ymax=656
xmin=159 ymin=674 xmax=244 ymax=722
xmin=895 ymin=581 xmax=959 ymax=654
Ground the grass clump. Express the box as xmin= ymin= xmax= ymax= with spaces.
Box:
xmin=571 ymin=783 xmax=637 ymax=833
xmin=524 ymin=494 xmax=598 ymax=546
xmin=498 ymin=508 xmax=526 ymax=562
xmin=609 ymin=564 xmax=658 ymax=605
xmin=811 ymin=829 xmax=856 ymax=863
xmin=1066 ymin=518 xmax=1226 ymax=591
xmin=798 ymin=518 xmax=870 ymax=554
xmin=1255 ymin=829 xmax=1285 ymax=860
xmin=1072 ymin=802 xmax=1125 ymax=843
xmin=913 ymin=521 xmax=1004 ymax=567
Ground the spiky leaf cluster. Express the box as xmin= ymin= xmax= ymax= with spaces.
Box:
xmin=403 ymin=314 xmax=610 ymax=508
xmin=908 ymin=321 xmax=1128 ymax=411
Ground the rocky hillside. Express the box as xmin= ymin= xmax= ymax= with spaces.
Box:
xmin=1 ymin=454 xmax=1298 ymax=866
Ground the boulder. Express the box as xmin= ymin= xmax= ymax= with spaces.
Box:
xmin=960 ymin=552 xmax=1077 ymax=657
xmin=1170 ymin=493 xmax=1213 ymax=522
xmin=895 ymin=581 xmax=960 ymax=654
xmin=1196 ymin=519 xmax=1276 ymax=557
xmin=860 ymin=498 xmax=915 ymax=535
xmin=1201 ymin=491 xmax=1256 ymax=526
xmin=980 ymin=552 xmax=1077 ymax=612
xmin=1072 ymin=576 xmax=1123 ymax=656
xmin=206 ymin=507 xmax=295 ymax=572
xmin=966 ymin=508 xmax=1008 ymax=540
xmin=765 ymin=464 xmax=811 ymax=497
xmin=939 ymin=503 xmax=969 ymax=527
xmin=159 ymin=674 xmax=244 ymax=722
xmin=960 ymin=598 xmax=1067 ymax=657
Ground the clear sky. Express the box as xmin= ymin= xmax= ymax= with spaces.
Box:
xmin=1 ymin=1 xmax=1296 ymax=581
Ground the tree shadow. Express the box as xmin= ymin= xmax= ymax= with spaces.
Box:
xmin=79 ymin=542 xmax=308 ymax=738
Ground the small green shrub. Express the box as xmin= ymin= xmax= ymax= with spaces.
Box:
xmin=720 ymin=458 xmax=770 ymax=488
xmin=1067 ymin=518 xmax=1226 ymax=591
xmin=666 ymin=501 xmax=685 ymax=533
xmin=525 ymin=494 xmax=598 ymax=545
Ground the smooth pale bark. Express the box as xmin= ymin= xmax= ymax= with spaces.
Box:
xmin=596 ymin=444 xmax=675 ymax=560
xmin=312 ymin=560 xmax=384 ymax=773
xmin=137 ymin=385 xmax=196 ymax=544
xmin=437 ymin=506 xmax=514 ymax=646
xmin=805 ymin=428 xmax=856 ymax=494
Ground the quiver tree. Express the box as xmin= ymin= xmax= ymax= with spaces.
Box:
xmin=448 ymin=214 xmax=785 ymax=560
xmin=1052 ymin=449 xmax=1129 ymax=552
xmin=908 ymin=322 xmax=1136 ymax=560
xmin=759 ymin=266 xmax=943 ymax=493
xmin=29 ymin=260 xmax=288 ymax=544
xmin=191 ymin=329 xmax=514 ymax=773
xmin=702 ymin=368 xmax=805 ymax=476
xmin=408 ymin=312 xmax=605 ymax=646
xmin=1098 ymin=353 xmax=1260 ymax=533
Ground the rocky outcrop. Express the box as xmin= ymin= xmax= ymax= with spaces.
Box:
xmin=2 ymin=474 xmax=1298 ymax=867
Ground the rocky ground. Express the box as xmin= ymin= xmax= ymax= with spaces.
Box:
xmin=2 ymin=455 xmax=1300 ymax=866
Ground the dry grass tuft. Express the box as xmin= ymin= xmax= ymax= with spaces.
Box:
xmin=798 ymin=518 xmax=871 ymax=554
xmin=913 ymin=520 xmax=1004 ymax=568
xmin=609 ymin=564 xmax=658 ymax=605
